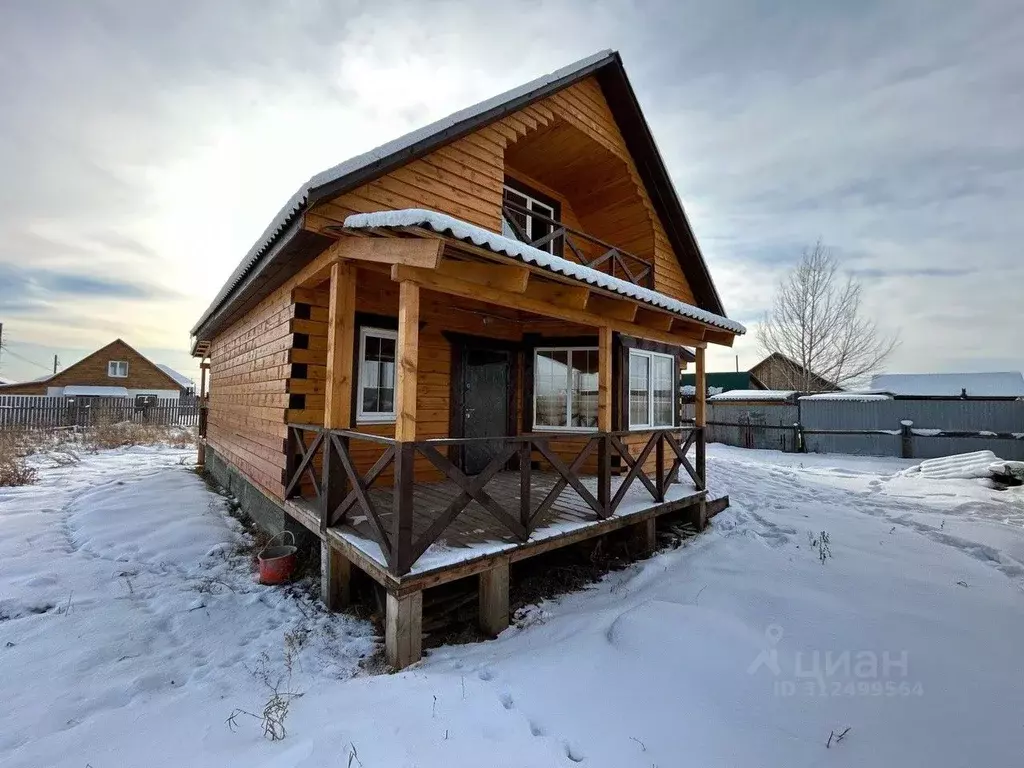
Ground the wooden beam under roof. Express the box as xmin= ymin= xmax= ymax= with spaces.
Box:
xmin=390 ymin=263 xmax=706 ymax=348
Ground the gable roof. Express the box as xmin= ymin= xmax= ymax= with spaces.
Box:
xmin=749 ymin=352 xmax=838 ymax=389
xmin=870 ymin=372 xmax=1024 ymax=398
xmin=192 ymin=50 xmax=731 ymax=341
xmin=156 ymin=364 xmax=194 ymax=389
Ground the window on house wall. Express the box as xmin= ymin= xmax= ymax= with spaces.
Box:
xmin=357 ymin=327 xmax=397 ymax=423
xmin=501 ymin=184 xmax=558 ymax=254
xmin=108 ymin=360 xmax=128 ymax=378
xmin=533 ymin=348 xmax=599 ymax=430
xmin=628 ymin=350 xmax=675 ymax=428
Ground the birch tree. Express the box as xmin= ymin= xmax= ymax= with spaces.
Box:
xmin=757 ymin=241 xmax=898 ymax=390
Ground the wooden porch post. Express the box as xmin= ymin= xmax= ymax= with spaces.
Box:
xmin=694 ymin=346 xmax=708 ymax=529
xmin=395 ymin=280 xmax=420 ymax=443
xmin=197 ymin=359 xmax=209 ymax=466
xmin=392 ymin=279 xmax=419 ymax=574
xmin=597 ymin=325 xmax=613 ymax=513
xmin=386 ymin=280 xmax=422 ymax=665
xmin=324 ymin=261 xmax=356 ymax=429
xmin=321 ymin=261 xmax=356 ymax=610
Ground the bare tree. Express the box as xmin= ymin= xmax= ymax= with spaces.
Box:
xmin=757 ymin=241 xmax=898 ymax=390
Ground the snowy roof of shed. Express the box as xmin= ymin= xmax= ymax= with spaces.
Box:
xmin=191 ymin=50 xmax=736 ymax=340
xmin=869 ymin=372 xmax=1024 ymax=398
xmin=708 ymin=389 xmax=797 ymax=402
xmin=799 ymin=391 xmax=893 ymax=402
xmin=344 ymin=210 xmax=745 ymax=334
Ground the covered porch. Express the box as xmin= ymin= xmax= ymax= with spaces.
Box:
xmin=280 ymin=209 xmax=741 ymax=666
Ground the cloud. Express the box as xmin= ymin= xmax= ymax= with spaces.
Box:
xmin=0 ymin=0 xmax=1020 ymax=385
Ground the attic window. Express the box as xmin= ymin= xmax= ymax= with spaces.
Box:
xmin=108 ymin=360 xmax=129 ymax=378
xmin=501 ymin=183 xmax=560 ymax=254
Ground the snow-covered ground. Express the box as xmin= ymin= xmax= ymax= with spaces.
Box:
xmin=2 ymin=443 xmax=1022 ymax=767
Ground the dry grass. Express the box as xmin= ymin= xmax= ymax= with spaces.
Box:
xmin=0 ymin=422 xmax=196 ymax=485
xmin=84 ymin=421 xmax=197 ymax=450
xmin=0 ymin=431 xmax=39 ymax=487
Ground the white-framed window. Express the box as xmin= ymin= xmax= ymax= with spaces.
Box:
xmin=501 ymin=184 xmax=558 ymax=254
xmin=357 ymin=327 xmax=398 ymax=423
xmin=533 ymin=347 xmax=599 ymax=430
xmin=108 ymin=360 xmax=128 ymax=378
xmin=628 ymin=350 xmax=675 ymax=428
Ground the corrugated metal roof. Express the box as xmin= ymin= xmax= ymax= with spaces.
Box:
xmin=344 ymin=209 xmax=745 ymax=334
xmin=870 ymin=372 xmax=1024 ymax=398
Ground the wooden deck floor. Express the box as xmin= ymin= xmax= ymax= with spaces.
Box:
xmin=288 ymin=472 xmax=720 ymax=592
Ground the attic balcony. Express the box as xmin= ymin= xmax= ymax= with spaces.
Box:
xmin=500 ymin=198 xmax=654 ymax=288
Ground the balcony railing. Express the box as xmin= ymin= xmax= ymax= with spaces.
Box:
xmin=285 ymin=426 xmax=705 ymax=575
xmin=501 ymin=200 xmax=655 ymax=288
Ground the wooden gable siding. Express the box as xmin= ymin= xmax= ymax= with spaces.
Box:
xmin=0 ymin=340 xmax=178 ymax=396
xmin=304 ymin=75 xmax=697 ymax=305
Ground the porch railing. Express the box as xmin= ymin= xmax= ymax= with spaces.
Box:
xmin=285 ymin=426 xmax=705 ymax=576
xmin=501 ymin=200 xmax=655 ymax=288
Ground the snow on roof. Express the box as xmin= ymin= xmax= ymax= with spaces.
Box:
xmin=800 ymin=391 xmax=893 ymax=402
xmin=0 ymin=375 xmax=14 ymax=385
xmin=709 ymin=389 xmax=796 ymax=402
xmin=157 ymin=364 xmax=194 ymax=389
xmin=64 ymin=386 xmax=130 ymax=397
xmin=870 ymin=372 xmax=1024 ymax=398
xmin=191 ymin=51 xmax=617 ymax=336
xmin=344 ymin=209 xmax=746 ymax=335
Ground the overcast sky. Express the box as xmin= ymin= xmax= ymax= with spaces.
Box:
xmin=1 ymin=0 xmax=1021 ymax=384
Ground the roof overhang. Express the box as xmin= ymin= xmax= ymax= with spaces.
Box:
xmin=64 ymin=386 xmax=130 ymax=397
xmin=342 ymin=210 xmax=744 ymax=345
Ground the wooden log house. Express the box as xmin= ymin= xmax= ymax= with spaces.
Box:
xmin=191 ymin=50 xmax=745 ymax=668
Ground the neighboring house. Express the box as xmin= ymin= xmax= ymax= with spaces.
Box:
xmin=191 ymin=50 xmax=745 ymax=667
xmin=680 ymin=370 xmax=765 ymax=398
xmin=870 ymin=372 xmax=1024 ymax=400
xmin=0 ymin=339 xmax=184 ymax=400
xmin=749 ymin=352 xmax=837 ymax=392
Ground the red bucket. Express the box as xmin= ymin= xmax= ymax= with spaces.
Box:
xmin=258 ymin=531 xmax=297 ymax=585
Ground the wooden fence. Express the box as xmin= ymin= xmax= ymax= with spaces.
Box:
xmin=0 ymin=395 xmax=200 ymax=430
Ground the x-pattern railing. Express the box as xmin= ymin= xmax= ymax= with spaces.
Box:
xmin=501 ymin=200 xmax=654 ymax=288
xmin=285 ymin=425 xmax=705 ymax=575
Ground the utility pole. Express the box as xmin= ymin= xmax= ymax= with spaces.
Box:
xmin=0 ymin=322 xmax=4 ymax=370
xmin=53 ymin=354 xmax=59 ymax=374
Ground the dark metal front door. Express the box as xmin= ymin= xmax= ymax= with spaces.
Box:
xmin=461 ymin=347 xmax=512 ymax=474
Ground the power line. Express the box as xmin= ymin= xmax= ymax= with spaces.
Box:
xmin=0 ymin=340 xmax=53 ymax=372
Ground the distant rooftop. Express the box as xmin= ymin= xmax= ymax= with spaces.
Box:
xmin=157 ymin=365 xmax=194 ymax=390
xmin=870 ymin=372 xmax=1024 ymax=399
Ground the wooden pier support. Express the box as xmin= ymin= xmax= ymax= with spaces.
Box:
xmin=386 ymin=590 xmax=423 ymax=669
xmin=631 ymin=517 xmax=657 ymax=556
xmin=321 ymin=541 xmax=351 ymax=611
xmin=478 ymin=557 xmax=510 ymax=636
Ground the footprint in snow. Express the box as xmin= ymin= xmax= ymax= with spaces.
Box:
xmin=498 ymin=692 xmax=514 ymax=710
xmin=478 ymin=668 xmax=494 ymax=681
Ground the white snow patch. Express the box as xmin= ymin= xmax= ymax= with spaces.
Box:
xmin=709 ymin=389 xmax=796 ymax=402
xmin=800 ymin=391 xmax=892 ymax=401
xmin=4 ymin=443 xmax=1024 ymax=767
